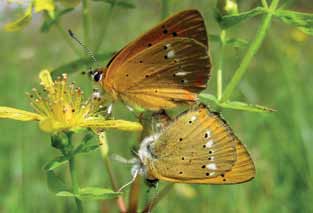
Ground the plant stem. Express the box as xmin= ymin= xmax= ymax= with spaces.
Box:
xmin=128 ymin=176 xmax=141 ymax=213
xmin=103 ymin=157 xmax=127 ymax=213
xmin=161 ymin=0 xmax=169 ymax=19
xmin=55 ymin=22 xmax=83 ymax=57
xmin=68 ymin=134 xmax=83 ymax=213
xmin=217 ymin=30 xmax=226 ymax=101
xmin=82 ymin=0 xmax=90 ymax=46
xmin=94 ymin=2 xmax=116 ymax=53
xmin=142 ymin=183 xmax=175 ymax=213
xmin=220 ymin=0 xmax=280 ymax=102
xmin=261 ymin=0 xmax=269 ymax=8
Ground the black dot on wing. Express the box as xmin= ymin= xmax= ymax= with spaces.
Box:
xmin=148 ymin=43 xmax=152 ymax=47
xmin=172 ymin=32 xmax=178 ymax=36
xmin=221 ymin=174 xmax=225 ymax=177
xmin=208 ymin=157 xmax=212 ymax=160
xmin=223 ymin=178 xmax=226 ymax=182
xmin=154 ymin=90 xmax=158 ymax=93
xmin=209 ymin=150 xmax=212 ymax=154
xmin=126 ymin=74 xmax=129 ymax=77
xmin=182 ymin=157 xmax=185 ymax=160
xmin=202 ymin=145 xmax=206 ymax=148
xmin=145 ymin=75 xmax=149 ymax=78
xmin=179 ymin=138 xmax=183 ymax=142
xmin=204 ymin=133 xmax=208 ymax=138
xmin=163 ymin=29 xmax=168 ymax=34
xmin=206 ymin=172 xmax=210 ymax=176
xmin=179 ymin=171 xmax=183 ymax=174
xmin=189 ymin=120 xmax=192 ymax=124
xmin=163 ymin=45 xmax=168 ymax=50
xmin=164 ymin=55 xmax=168 ymax=59
xmin=139 ymin=60 xmax=143 ymax=63
xmin=202 ymin=165 xmax=205 ymax=169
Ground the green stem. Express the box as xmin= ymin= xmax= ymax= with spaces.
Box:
xmin=261 ymin=0 xmax=269 ymax=8
xmin=94 ymin=3 xmax=115 ymax=53
xmin=68 ymin=134 xmax=83 ymax=213
xmin=217 ymin=30 xmax=226 ymax=101
xmin=220 ymin=0 xmax=280 ymax=102
xmin=142 ymin=183 xmax=175 ymax=212
xmin=54 ymin=21 xmax=83 ymax=57
xmin=82 ymin=0 xmax=90 ymax=46
xmin=161 ymin=0 xmax=169 ymax=19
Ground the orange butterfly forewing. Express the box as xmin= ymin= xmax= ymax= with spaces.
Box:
xmin=100 ymin=10 xmax=211 ymax=110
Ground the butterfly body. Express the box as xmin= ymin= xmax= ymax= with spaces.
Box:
xmin=134 ymin=104 xmax=256 ymax=184
xmin=93 ymin=10 xmax=211 ymax=111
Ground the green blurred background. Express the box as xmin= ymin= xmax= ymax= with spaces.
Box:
xmin=0 ymin=0 xmax=313 ymax=212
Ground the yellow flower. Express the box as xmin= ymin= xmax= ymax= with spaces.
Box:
xmin=0 ymin=70 xmax=142 ymax=133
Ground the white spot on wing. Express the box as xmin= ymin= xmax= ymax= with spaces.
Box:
xmin=191 ymin=115 xmax=197 ymax=122
xmin=166 ymin=43 xmax=171 ymax=48
xmin=206 ymin=163 xmax=217 ymax=170
xmin=206 ymin=139 xmax=213 ymax=148
xmin=175 ymin=71 xmax=190 ymax=76
xmin=206 ymin=130 xmax=211 ymax=138
xmin=167 ymin=50 xmax=175 ymax=58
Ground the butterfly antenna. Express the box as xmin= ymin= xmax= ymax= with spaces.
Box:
xmin=117 ymin=169 xmax=138 ymax=192
xmin=68 ymin=29 xmax=99 ymax=67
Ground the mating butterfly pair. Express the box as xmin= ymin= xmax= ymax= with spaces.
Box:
xmin=92 ymin=10 xmax=255 ymax=185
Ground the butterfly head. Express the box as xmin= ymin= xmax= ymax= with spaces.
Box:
xmin=89 ymin=68 xmax=107 ymax=82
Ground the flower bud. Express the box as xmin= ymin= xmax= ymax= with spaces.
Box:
xmin=217 ymin=0 xmax=238 ymax=16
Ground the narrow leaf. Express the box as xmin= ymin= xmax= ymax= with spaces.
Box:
xmin=77 ymin=187 xmax=121 ymax=200
xmin=4 ymin=5 xmax=32 ymax=32
xmin=200 ymin=93 xmax=275 ymax=112
xmin=73 ymin=144 xmax=100 ymax=155
xmin=218 ymin=7 xmax=266 ymax=28
xmin=93 ymin=0 xmax=135 ymax=8
xmin=219 ymin=101 xmax=276 ymax=112
xmin=41 ymin=8 xmax=74 ymax=33
xmin=47 ymin=171 xmax=69 ymax=193
xmin=274 ymin=10 xmax=313 ymax=35
xmin=56 ymin=191 xmax=76 ymax=197
xmin=43 ymin=156 xmax=68 ymax=171
xmin=51 ymin=52 xmax=114 ymax=78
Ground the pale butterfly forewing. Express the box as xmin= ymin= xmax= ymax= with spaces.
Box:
xmin=103 ymin=38 xmax=210 ymax=110
xmin=146 ymin=105 xmax=255 ymax=184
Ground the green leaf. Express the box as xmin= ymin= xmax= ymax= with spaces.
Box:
xmin=51 ymin=52 xmax=114 ymax=78
xmin=77 ymin=187 xmax=121 ymax=200
xmin=73 ymin=143 xmax=100 ymax=155
xmin=47 ymin=171 xmax=69 ymax=193
xmin=208 ymin=34 xmax=248 ymax=48
xmin=4 ymin=5 xmax=32 ymax=32
xmin=274 ymin=10 xmax=313 ymax=35
xmin=225 ymin=38 xmax=248 ymax=48
xmin=41 ymin=8 xmax=74 ymax=33
xmin=218 ymin=7 xmax=266 ymax=28
xmin=56 ymin=191 xmax=76 ymax=197
xmin=199 ymin=93 xmax=275 ymax=113
xmin=43 ymin=156 xmax=69 ymax=171
xmin=93 ymin=0 xmax=135 ymax=9
xmin=219 ymin=101 xmax=276 ymax=112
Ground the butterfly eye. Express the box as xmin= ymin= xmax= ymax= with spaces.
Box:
xmin=93 ymin=71 xmax=103 ymax=82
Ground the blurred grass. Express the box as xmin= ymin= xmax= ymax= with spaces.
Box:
xmin=0 ymin=0 xmax=313 ymax=212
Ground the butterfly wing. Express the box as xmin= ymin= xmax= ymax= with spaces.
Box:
xmin=102 ymin=37 xmax=211 ymax=110
xmin=105 ymin=9 xmax=208 ymax=74
xmin=147 ymin=105 xmax=255 ymax=184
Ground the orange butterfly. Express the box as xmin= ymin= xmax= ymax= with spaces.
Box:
xmin=92 ymin=10 xmax=211 ymax=111
xmin=133 ymin=104 xmax=255 ymax=185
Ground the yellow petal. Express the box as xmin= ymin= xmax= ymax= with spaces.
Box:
xmin=4 ymin=5 xmax=32 ymax=32
xmin=34 ymin=0 xmax=55 ymax=13
xmin=80 ymin=118 xmax=143 ymax=132
xmin=0 ymin=106 xmax=42 ymax=121
xmin=39 ymin=69 xmax=54 ymax=93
